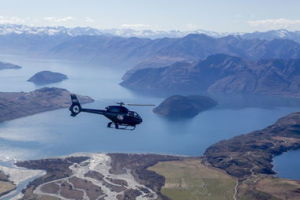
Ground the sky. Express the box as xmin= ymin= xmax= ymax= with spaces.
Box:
xmin=0 ymin=0 xmax=300 ymax=33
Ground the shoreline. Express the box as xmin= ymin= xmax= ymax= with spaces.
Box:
xmin=0 ymin=107 xmax=299 ymax=199
xmin=0 ymin=146 xmax=298 ymax=199
xmin=0 ymin=89 xmax=94 ymax=124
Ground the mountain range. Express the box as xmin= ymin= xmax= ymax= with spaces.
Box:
xmin=121 ymin=54 xmax=300 ymax=97
xmin=1 ymin=24 xmax=300 ymax=42
xmin=1 ymin=24 xmax=300 ymax=98
xmin=1 ymin=24 xmax=300 ymax=68
xmin=2 ymin=33 xmax=299 ymax=68
xmin=0 ymin=24 xmax=228 ymax=38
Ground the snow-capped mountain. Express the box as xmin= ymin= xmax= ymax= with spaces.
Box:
xmin=100 ymin=28 xmax=227 ymax=39
xmin=99 ymin=29 xmax=300 ymax=41
xmin=0 ymin=24 xmax=300 ymax=42
xmin=0 ymin=24 xmax=226 ymax=38
xmin=241 ymin=29 xmax=300 ymax=43
xmin=0 ymin=24 xmax=104 ymax=36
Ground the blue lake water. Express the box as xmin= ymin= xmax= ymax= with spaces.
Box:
xmin=0 ymin=54 xmax=299 ymax=180
xmin=273 ymin=151 xmax=300 ymax=180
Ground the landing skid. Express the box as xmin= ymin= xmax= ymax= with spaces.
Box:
xmin=107 ymin=122 xmax=135 ymax=131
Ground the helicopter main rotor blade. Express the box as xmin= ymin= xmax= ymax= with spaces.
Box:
xmin=126 ymin=104 xmax=156 ymax=106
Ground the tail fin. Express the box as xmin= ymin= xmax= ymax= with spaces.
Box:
xmin=69 ymin=94 xmax=82 ymax=117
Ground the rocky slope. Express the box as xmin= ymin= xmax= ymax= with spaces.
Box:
xmin=121 ymin=54 xmax=300 ymax=97
xmin=153 ymin=95 xmax=217 ymax=118
xmin=204 ymin=112 xmax=300 ymax=179
xmin=28 ymin=71 xmax=68 ymax=85
xmin=0 ymin=87 xmax=93 ymax=122
xmin=0 ymin=171 xmax=16 ymax=197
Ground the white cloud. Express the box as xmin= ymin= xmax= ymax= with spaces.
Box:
xmin=0 ymin=16 xmax=26 ymax=24
xmin=185 ymin=23 xmax=201 ymax=30
xmin=43 ymin=16 xmax=74 ymax=23
xmin=121 ymin=24 xmax=151 ymax=29
xmin=248 ymin=18 xmax=300 ymax=30
xmin=85 ymin=17 xmax=95 ymax=23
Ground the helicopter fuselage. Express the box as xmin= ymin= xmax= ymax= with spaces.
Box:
xmin=81 ymin=106 xmax=143 ymax=126
xmin=70 ymin=94 xmax=143 ymax=130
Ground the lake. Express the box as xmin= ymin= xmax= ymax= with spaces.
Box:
xmin=0 ymin=54 xmax=299 ymax=180
xmin=273 ymin=151 xmax=300 ymax=180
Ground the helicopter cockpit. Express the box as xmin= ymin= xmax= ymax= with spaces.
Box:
xmin=106 ymin=106 xmax=129 ymax=113
xmin=128 ymin=111 xmax=141 ymax=118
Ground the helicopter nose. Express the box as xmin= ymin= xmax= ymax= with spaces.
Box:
xmin=138 ymin=117 xmax=143 ymax=124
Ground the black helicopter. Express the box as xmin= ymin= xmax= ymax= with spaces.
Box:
xmin=69 ymin=94 xmax=154 ymax=130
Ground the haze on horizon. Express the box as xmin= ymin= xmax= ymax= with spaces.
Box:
xmin=1 ymin=0 xmax=300 ymax=33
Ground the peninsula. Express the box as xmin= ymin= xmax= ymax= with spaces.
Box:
xmin=0 ymin=87 xmax=93 ymax=122
xmin=0 ymin=61 xmax=21 ymax=70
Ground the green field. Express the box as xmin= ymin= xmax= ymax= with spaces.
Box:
xmin=149 ymin=159 xmax=236 ymax=200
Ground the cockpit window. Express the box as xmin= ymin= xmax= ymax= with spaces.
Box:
xmin=128 ymin=111 xmax=134 ymax=116
xmin=128 ymin=111 xmax=140 ymax=118
xmin=107 ymin=106 xmax=128 ymax=113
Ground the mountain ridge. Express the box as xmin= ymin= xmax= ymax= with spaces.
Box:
xmin=1 ymin=24 xmax=300 ymax=42
xmin=1 ymin=25 xmax=300 ymax=68
xmin=121 ymin=54 xmax=300 ymax=97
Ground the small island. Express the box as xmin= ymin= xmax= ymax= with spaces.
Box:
xmin=153 ymin=95 xmax=217 ymax=118
xmin=0 ymin=61 xmax=21 ymax=70
xmin=28 ymin=71 xmax=68 ymax=85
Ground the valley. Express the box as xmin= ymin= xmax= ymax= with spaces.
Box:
xmin=0 ymin=111 xmax=299 ymax=199
xmin=0 ymin=25 xmax=300 ymax=200
xmin=13 ymin=154 xmax=179 ymax=200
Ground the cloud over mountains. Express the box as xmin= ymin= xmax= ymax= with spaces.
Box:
xmin=248 ymin=18 xmax=300 ymax=30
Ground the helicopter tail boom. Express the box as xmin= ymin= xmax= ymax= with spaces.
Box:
xmin=69 ymin=94 xmax=82 ymax=117
xmin=69 ymin=94 xmax=106 ymax=117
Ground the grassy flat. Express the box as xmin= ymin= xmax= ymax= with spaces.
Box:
xmin=255 ymin=177 xmax=300 ymax=200
xmin=149 ymin=159 xmax=236 ymax=200
xmin=35 ymin=195 xmax=61 ymax=200
xmin=0 ymin=180 xmax=15 ymax=196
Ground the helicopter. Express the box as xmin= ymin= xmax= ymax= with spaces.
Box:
xmin=69 ymin=94 xmax=154 ymax=130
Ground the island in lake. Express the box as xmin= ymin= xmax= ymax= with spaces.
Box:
xmin=153 ymin=95 xmax=217 ymax=118
xmin=28 ymin=71 xmax=68 ymax=85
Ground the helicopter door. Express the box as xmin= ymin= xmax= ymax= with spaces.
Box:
xmin=117 ymin=114 xmax=124 ymax=121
